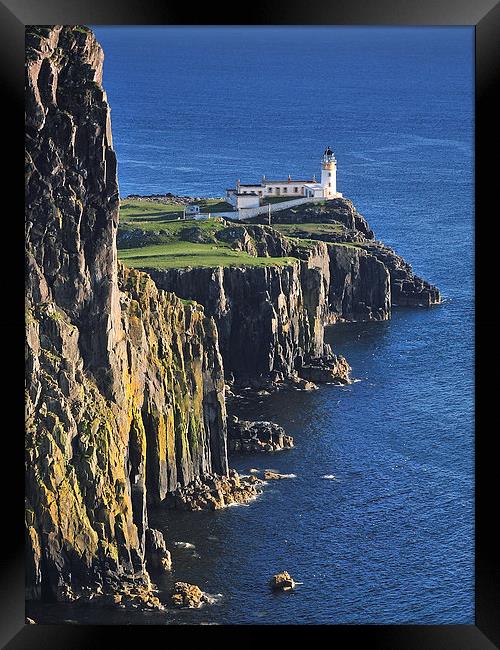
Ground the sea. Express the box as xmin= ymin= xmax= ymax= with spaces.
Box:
xmin=33 ymin=26 xmax=474 ymax=625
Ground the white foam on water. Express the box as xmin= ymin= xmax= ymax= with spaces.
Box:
xmin=203 ymin=592 xmax=224 ymax=606
xmin=173 ymin=541 xmax=196 ymax=549
xmin=321 ymin=474 xmax=339 ymax=480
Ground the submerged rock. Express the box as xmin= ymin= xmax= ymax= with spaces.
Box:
xmin=263 ymin=470 xmax=291 ymax=480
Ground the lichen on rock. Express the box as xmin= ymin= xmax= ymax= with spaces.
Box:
xmin=25 ymin=25 xmax=228 ymax=606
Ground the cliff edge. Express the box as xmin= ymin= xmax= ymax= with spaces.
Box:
xmin=25 ymin=26 xmax=228 ymax=605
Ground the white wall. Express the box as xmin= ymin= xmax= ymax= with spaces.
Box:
xmin=236 ymin=196 xmax=320 ymax=220
xmin=236 ymin=194 xmax=260 ymax=209
xmin=321 ymin=163 xmax=337 ymax=197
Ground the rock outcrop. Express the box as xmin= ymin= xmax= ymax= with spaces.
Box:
xmin=164 ymin=470 xmax=263 ymax=510
xmin=147 ymin=245 xmax=351 ymax=388
xmin=361 ymin=242 xmax=441 ymax=307
xmin=326 ymin=244 xmax=391 ymax=321
xmin=227 ymin=416 xmax=294 ymax=452
xmin=144 ymin=529 xmax=172 ymax=573
xmin=245 ymin=197 xmax=440 ymax=312
xmin=269 ymin=571 xmax=298 ymax=591
xmin=171 ymin=582 xmax=205 ymax=608
xmin=25 ymin=26 xmax=228 ymax=604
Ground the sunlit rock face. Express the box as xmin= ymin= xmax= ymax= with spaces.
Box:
xmin=25 ymin=26 xmax=227 ymax=604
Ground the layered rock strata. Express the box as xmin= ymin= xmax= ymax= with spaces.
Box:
xmin=25 ymin=26 xmax=228 ymax=604
xmin=246 ymin=197 xmax=440 ymax=311
xmin=147 ymin=248 xmax=351 ymax=388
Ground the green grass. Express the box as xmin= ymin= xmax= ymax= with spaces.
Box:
xmin=195 ymin=199 xmax=234 ymax=213
xmin=118 ymin=242 xmax=298 ymax=269
xmin=118 ymin=199 xmax=301 ymax=269
xmin=122 ymin=216 xmax=228 ymax=239
xmin=120 ymin=199 xmax=186 ymax=228
xmin=119 ymin=198 xmax=236 ymax=231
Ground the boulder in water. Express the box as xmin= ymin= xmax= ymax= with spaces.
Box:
xmin=171 ymin=581 xmax=204 ymax=608
xmin=269 ymin=571 xmax=297 ymax=591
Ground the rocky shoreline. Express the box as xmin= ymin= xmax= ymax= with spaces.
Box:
xmin=125 ymin=193 xmax=226 ymax=205
xmin=228 ymin=416 xmax=294 ymax=453
xmin=25 ymin=25 xmax=442 ymax=616
xmin=162 ymin=470 xmax=263 ymax=511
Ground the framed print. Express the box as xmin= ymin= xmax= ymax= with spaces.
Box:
xmin=4 ymin=0 xmax=499 ymax=646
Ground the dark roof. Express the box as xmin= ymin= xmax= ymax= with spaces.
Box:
xmin=264 ymin=180 xmax=314 ymax=184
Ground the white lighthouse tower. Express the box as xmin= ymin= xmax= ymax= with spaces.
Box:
xmin=321 ymin=146 xmax=337 ymax=198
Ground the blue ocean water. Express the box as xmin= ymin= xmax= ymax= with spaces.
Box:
xmin=84 ymin=26 xmax=474 ymax=624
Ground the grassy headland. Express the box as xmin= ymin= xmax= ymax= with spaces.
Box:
xmin=117 ymin=197 xmax=360 ymax=270
xmin=118 ymin=200 xmax=298 ymax=269
xmin=119 ymin=242 xmax=298 ymax=269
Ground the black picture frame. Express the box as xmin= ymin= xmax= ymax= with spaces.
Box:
xmin=7 ymin=0 xmax=498 ymax=646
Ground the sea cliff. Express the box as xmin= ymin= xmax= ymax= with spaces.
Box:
xmin=25 ymin=25 xmax=440 ymax=609
xmin=148 ymin=241 xmax=350 ymax=388
xmin=25 ymin=26 xmax=229 ymax=605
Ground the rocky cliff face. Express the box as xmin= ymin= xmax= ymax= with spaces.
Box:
xmin=247 ymin=198 xmax=440 ymax=310
xmin=148 ymin=242 xmax=350 ymax=387
xmin=326 ymin=244 xmax=391 ymax=321
xmin=360 ymin=242 xmax=441 ymax=307
xmin=25 ymin=26 xmax=227 ymax=604
xmin=145 ymin=240 xmax=389 ymax=384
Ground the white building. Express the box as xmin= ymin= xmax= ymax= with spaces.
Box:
xmin=184 ymin=204 xmax=201 ymax=216
xmin=226 ymin=147 xmax=340 ymax=209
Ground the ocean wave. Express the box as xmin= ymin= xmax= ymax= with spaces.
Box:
xmin=321 ymin=474 xmax=339 ymax=480
xmin=203 ymin=592 xmax=224 ymax=606
xmin=226 ymin=495 xmax=260 ymax=507
xmin=173 ymin=541 xmax=196 ymax=549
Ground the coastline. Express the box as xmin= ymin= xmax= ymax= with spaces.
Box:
xmin=23 ymin=25 xmax=475 ymax=626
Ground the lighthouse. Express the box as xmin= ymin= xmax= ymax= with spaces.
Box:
xmin=321 ymin=146 xmax=337 ymax=198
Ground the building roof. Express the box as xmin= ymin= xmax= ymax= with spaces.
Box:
xmin=303 ymin=183 xmax=324 ymax=189
xmin=264 ymin=180 xmax=314 ymax=185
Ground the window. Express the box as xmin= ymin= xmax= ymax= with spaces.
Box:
xmin=283 ymin=187 xmax=287 ymax=193
xmin=294 ymin=187 xmax=298 ymax=192
xmin=268 ymin=187 xmax=273 ymax=193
